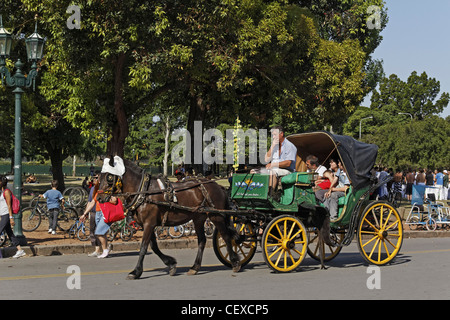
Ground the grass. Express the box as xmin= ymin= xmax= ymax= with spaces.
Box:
xmin=21 ymin=174 xmax=85 ymax=207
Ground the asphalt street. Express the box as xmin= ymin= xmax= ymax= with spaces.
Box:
xmin=1 ymin=237 xmax=450 ymax=302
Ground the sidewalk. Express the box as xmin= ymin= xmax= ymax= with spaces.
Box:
xmin=1 ymin=229 xmax=449 ymax=258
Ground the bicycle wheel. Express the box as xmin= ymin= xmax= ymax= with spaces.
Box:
xmin=77 ymin=223 xmax=91 ymax=241
xmin=57 ymin=207 xmax=78 ymax=231
xmin=0 ymin=231 xmax=6 ymax=246
xmin=63 ymin=187 xmax=87 ymax=207
xmin=120 ymin=225 xmax=134 ymax=241
xmin=204 ymin=219 xmax=215 ymax=238
xmin=426 ymin=218 xmax=437 ymax=231
xmin=21 ymin=207 xmax=42 ymax=232
xmin=169 ymin=225 xmax=185 ymax=238
xmin=155 ymin=226 xmax=168 ymax=240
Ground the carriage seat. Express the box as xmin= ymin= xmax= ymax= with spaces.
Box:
xmin=336 ymin=186 xmax=352 ymax=219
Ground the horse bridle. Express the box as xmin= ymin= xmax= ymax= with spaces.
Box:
xmin=99 ymin=173 xmax=123 ymax=203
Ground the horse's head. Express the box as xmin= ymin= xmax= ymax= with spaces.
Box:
xmin=96 ymin=156 xmax=124 ymax=203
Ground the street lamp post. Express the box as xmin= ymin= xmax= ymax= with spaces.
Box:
xmin=359 ymin=116 xmax=373 ymax=140
xmin=0 ymin=15 xmax=45 ymax=245
xmin=398 ymin=112 xmax=413 ymax=120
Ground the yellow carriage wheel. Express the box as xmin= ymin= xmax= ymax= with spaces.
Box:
xmin=357 ymin=201 xmax=403 ymax=265
xmin=213 ymin=221 xmax=257 ymax=269
xmin=262 ymin=215 xmax=308 ymax=272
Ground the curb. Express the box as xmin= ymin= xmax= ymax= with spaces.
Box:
xmin=1 ymin=238 xmax=214 ymax=258
xmin=1 ymin=231 xmax=449 ymax=258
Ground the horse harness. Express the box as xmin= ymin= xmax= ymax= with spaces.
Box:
xmin=102 ymin=172 xmax=218 ymax=226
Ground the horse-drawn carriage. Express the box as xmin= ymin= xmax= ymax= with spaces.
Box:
xmin=213 ymin=131 xmax=403 ymax=272
xmin=97 ymin=131 xmax=403 ymax=279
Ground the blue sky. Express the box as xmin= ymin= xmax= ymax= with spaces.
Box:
xmin=362 ymin=0 xmax=450 ymax=118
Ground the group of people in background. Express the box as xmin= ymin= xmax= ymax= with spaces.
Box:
xmin=375 ymin=167 xmax=449 ymax=201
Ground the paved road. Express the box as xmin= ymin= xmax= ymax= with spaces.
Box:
xmin=1 ymin=237 xmax=450 ymax=302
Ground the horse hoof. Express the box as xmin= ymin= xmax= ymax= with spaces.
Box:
xmin=232 ymin=264 xmax=241 ymax=273
xmin=187 ymin=269 xmax=198 ymax=276
xmin=126 ymin=273 xmax=139 ymax=280
xmin=168 ymin=265 xmax=177 ymax=276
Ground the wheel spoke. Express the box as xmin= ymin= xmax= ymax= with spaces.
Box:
xmin=368 ymin=238 xmax=380 ymax=260
xmin=364 ymin=218 xmax=379 ymax=232
xmin=362 ymin=234 xmax=379 ymax=248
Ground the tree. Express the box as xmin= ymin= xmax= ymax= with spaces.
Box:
xmin=371 ymin=71 xmax=450 ymax=120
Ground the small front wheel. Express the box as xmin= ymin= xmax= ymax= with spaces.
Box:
xmin=57 ymin=208 xmax=78 ymax=231
xmin=262 ymin=215 xmax=308 ymax=272
xmin=77 ymin=224 xmax=91 ymax=241
xmin=213 ymin=220 xmax=257 ymax=269
xmin=357 ymin=201 xmax=403 ymax=265
xmin=120 ymin=225 xmax=134 ymax=241
xmin=426 ymin=218 xmax=437 ymax=231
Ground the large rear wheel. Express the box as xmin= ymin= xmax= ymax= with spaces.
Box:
xmin=262 ymin=215 xmax=308 ymax=272
xmin=357 ymin=201 xmax=403 ymax=265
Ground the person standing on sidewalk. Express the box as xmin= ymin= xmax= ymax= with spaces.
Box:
xmin=39 ymin=180 xmax=65 ymax=235
xmin=0 ymin=176 xmax=25 ymax=258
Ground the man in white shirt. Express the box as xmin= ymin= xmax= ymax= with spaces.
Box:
xmin=251 ymin=126 xmax=297 ymax=189
xmin=305 ymin=155 xmax=327 ymax=177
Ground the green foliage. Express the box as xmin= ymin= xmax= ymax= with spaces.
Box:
xmin=371 ymin=71 xmax=450 ymax=119
xmin=344 ymin=71 xmax=450 ymax=170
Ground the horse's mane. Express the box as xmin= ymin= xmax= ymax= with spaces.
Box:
xmin=123 ymin=159 xmax=146 ymax=176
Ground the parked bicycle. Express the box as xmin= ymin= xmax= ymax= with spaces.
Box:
xmin=106 ymin=217 xmax=134 ymax=242
xmin=155 ymin=225 xmax=185 ymax=240
xmin=65 ymin=218 xmax=90 ymax=241
xmin=22 ymin=197 xmax=78 ymax=232
xmin=63 ymin=187 xmax=88 ymax=207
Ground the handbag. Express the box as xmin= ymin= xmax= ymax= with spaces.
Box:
xmin=99 ymin=198 xmax=125 ymax=223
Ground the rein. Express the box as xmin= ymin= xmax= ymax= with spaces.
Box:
xmin=101 ymin=171 xmax=224 ymax=213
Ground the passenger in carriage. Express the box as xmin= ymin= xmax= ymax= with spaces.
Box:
xmin=314 ymin=170 xmax=334 ymax=202
xmin=250 ymin=125 xmax=297 ymax=190
xmin=323 ymin=160 xmax=350 ymax=221
xmin=305 ymin=155 xmax=327 ymax=177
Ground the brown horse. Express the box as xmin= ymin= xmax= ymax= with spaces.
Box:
xmin=97 ymin=158 xmax=240 ymax=280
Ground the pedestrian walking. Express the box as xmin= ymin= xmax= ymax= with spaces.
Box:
xmin=80 ymin=187 xmax=115 ymax=259
xmin=0 ymin=175 xmax=25 ymax=258
xmin=85 ymin=171 xmax=102 ymax=257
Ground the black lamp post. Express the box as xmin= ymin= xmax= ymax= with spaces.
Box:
xmin=0 ymin=15 xmax=45 ymax=245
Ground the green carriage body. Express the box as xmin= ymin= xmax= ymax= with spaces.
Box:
xmin=230 ymin=172 xmax=369 ymax=228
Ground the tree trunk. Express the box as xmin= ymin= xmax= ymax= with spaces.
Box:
xmin=106 ymin=53 xmax=128 ymax=158
xmin=47 ymin=146 xmax=65 ymax=192
xmin=187 ymin=95 xmax=206 ymax=175
xmin=163 ymin=115 xmax=170 ymax=177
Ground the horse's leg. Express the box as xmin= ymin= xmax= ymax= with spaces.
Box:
xmin=127 ymin=224 xmax=153 ymax=280
xmin=149 ymin=227 xmax=178 ymax=276
xmin=187 ymin=215 xmax=208 ymax=275
xmin=211 ymin=216 xmax=241 ymax=273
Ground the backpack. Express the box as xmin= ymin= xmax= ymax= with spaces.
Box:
xmin=2 ymin=188 xmax=20 ymax=214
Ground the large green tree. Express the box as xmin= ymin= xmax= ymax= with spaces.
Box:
xmin=7 ymin=0 xmax=387 ymax=174
xmin=371 ymin=71 xmax=450 ymax=120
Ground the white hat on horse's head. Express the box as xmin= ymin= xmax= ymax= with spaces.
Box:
xmin=101 ymin=156 xmax=126 ymax=178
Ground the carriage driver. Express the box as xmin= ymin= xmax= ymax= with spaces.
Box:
xmin=251 ymin=125 xmax=297 ymax=190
